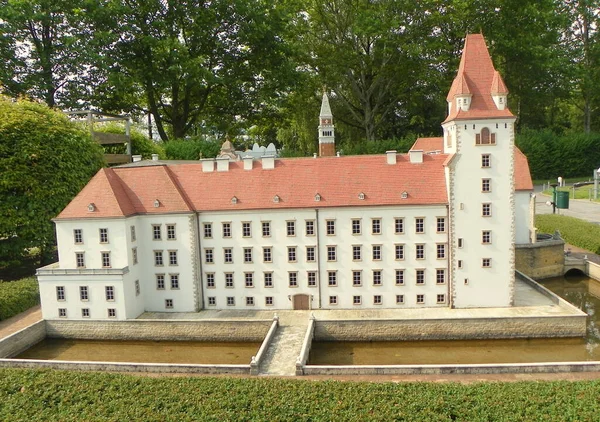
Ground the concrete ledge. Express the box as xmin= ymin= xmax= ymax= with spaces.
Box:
xmin=296 ymin=316 xmax=316 ymax=376
xmin=0 ymin=359 xmax=250 ymax=375
xmin=0 ymin=321 xmax=46 ymax=358
xmin=516 ymin=270 xmax=559 ymax=304
xmin=302 ymin=361 xmax=600 ymax=376
xmin=588 ymin=261 xmax=600 ymax=281
xmin=46 ymin=319 xmax=272 ymax=342
xmin=250 ymin=317 xmax=279 ymax=375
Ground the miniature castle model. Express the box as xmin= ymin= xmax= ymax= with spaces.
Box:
xmin=37 ymin=34 xmax=534 ymax=320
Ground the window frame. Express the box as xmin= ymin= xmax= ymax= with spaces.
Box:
xmin=152 ymin=225 xmax=161 ymax=241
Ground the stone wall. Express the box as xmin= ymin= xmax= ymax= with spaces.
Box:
xmin=515 ymin=240 xmax=564 ymax=279
xmin=314 ymin=315 xmax=585 ymax=342
xmin=0 ymin=321 xmax=46 ymax=358
xmin=46 ymin=319 xmax=272 ymax=342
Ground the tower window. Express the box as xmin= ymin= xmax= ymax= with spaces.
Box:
xmin=476 ymin=128 xmax=496 ymax=145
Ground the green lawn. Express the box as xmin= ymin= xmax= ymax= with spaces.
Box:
xmin=536 ymin=214 xmax=600 ymax=254
xmin=0 ymin=277 xmax=39 ymax=321
xmin=541 ymin=184 xmax=600 ymax=203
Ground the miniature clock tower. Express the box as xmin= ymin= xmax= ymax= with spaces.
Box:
xmin=318 ymin=92 xmax=335 ymax=157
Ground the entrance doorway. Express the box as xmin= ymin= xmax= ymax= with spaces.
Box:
xmin=292 ymin=294 xmax=311 ymax=310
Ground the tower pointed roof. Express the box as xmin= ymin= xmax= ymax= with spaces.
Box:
xmin=444 ymin=34 xmax=514 ymax=122
xmin=320 ymin=92 xmax=332 ymax=118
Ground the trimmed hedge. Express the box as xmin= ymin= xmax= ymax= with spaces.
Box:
xmin=536 ymin=214 xmax=600 ymax=254
xmin=1 ymin=369 xmax=600 ymax=421
xmin=164 ymin=138 xmax=221 ymax=160
xmin=0 ymin=277 xmax=40 ymax=321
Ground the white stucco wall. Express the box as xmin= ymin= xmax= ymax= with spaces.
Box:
xmin=514 ymin=191 xmax=533 ymax=245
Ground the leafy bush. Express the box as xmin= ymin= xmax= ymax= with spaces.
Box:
xmin=339 ymin=136 xmax=418 ymax=156
xmin=536 ymin=214 xmax=600 ymax=254
xmin=0 ymin=278 xmax=39 ymax=321
xmin=1 ymin=369 xmax=600 ymax=421
xmin=164 ymin=138 xmax=221 ymax=160
xmin=96 ymin=124 xmax=165 ymax=159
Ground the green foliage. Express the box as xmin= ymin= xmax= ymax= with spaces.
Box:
xmin=95 ymin=124 xmax=165 ymax=159
xmin=536 ymin=214 xmax=600 ymax=254
xmin=0 ymin=97 xmax=105 ymax=262
xmin=1 ymin=369 xmax=600 ymax=421
xmin=163 ymin=138 xmax=221 ymax=160
xmin=340 ymin=136 xmax=418 ymax=156
xmin=0 ymin=278 xmax=39 ymax=321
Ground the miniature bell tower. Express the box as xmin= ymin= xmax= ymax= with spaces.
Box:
xmin=318 ymin=92 xmax=335 ymax=157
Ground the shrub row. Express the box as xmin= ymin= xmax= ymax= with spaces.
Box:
xmin=164 ymin=137 xmax=221 ymax=160
xmin=0 ymin=278 xmax=40 ymax=321
xmin=535 ymin=214 xmax=600 ymax=254
xmin=1 ymin=369 xmax=600 ymax=421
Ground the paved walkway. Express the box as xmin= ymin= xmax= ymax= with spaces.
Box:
xmin=535 ymin=189 xmax=600 ymax=224
xmin=0 ymin=306 xmax=41 ymax=339
xmin=258 ymin=322 xmax=308 ymax=376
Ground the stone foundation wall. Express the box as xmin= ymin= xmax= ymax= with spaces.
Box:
xmin=515 ymin=240 xmax=564 ymax=279
xmin=0 ymin=321 xmax=46 ymax=358
xmin=314 ymin=315 xmax=585 ymax=342
xmin=46 ymin=319 xmax=272 ymax=342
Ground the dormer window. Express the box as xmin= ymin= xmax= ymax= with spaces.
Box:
xmin=476 ymin=127 xmax=496 ymax=145
xmin=231 ymin=196 xmax=238 ymax=204
xmin=401 ymin=191 xmax=408 ymax=199
xmin=358 ymin=192 xmax=365 ymax=200
xmin=87 ymin=203 xmax=96 ymax=212
xmin=314 ymin=193 xmax=321 ymax=202
xmin=273 ymin=195 xmax=280 ymax=203
xmin=154 ymin=199 xmax=160 ymax=208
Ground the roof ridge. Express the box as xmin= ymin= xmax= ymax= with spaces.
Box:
xmin=162 ymin=165 xmax=195 ymax=212
xmin=104 ymin=168 xmax=135 ymax=216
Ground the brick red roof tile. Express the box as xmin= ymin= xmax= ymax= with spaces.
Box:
xmin=514 ymin=147 xmax=534 ymax=191
xmin=411 ymin=137 xmax=443 ymax=152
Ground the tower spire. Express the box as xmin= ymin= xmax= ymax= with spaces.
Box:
xmin=318 ymin=91 xmax=335 ymax=157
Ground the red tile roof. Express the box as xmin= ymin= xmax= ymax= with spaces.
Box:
xmin=411 ymin=137 xmax=443 ymax=152
xmin=444 ymin=34 xmax=514 ymax=122
xmin=514 ymin=147 xmax=534 ymax=191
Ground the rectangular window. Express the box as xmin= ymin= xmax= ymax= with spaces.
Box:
xmin=395 ymin=218 xmax=404 ymax=234
xmin=135 ymin=280 xmax=140 ymax=296
xmin=76 ymin=252 xmax=85 ymax=268
xmin=74 ymin=229 xmax=83 ymax=244
xmin=227 ymin=297 xmax=235 ymax=306
xmin=222 ymin=222 xmax=231 ymax=238
xmin=372 ymin=270 xmax=382 ymax=286
xmin=415 ymin=218 xmax=424 ymax=233
xmin=395 ymin=244 xmax=404 ymax=260
xmin=263 ymin=247 xmax=272 ymax=263
xmin=99 ymin=228 xmax=108 ymax=243
xmin=352 ymin=219 xmax=361 ymax=235
xmin=437 ymin=294 xmax=446 ymax=304
xmin=396 ymin=294 xmax=404 ymax=305
xmin=245 ymin=272 xmax=254 ymax=288
xmin=482 ymin=258 xmax=491 ymax=268
xmin=307 ymin=271 xmax=317 ymax=287
xmin=458 ymin=238 xmax=464 ymax=248
xmin=225 ymin=273 xmax=234 ymax=288
xmin=170 ymin=274 xmax=179 ymax=289
xmin=58 ymin=308 xmax=67 ymax=318
xmin=416 ymin=294 xmax=425 ymax=304
xmin=372 ymin=218 xmax=381 ymax=234
xmin=329 ymin=295 xmax=337 ymax=305
xmin=166 ymin=224 xmax=176 ymax=240
xmin=154 ymin=250 xmax=163 ymax=266
xmin=436 ymin=269 xmax=446 ymax=284
xmin=326 ymin=220 xmax=335 ymax=235
xmin=305 ymin=220 xmax=315 ymax=236
xmin=306 ymin=246 xmax=316 ymax=262
xmin=203 ymin=223 xmax=212 ymax=238
xmin=353 ymin=295 xmax=362 ymax=305
xmin=482 ymin=230 xmax=491 ymax=244
xmin=265 ymin=296 xmax=274 ymax=306
xmin=352 ymin=270 xmax=362 ymax=286
xmin=458 ymin=260 xmax=463 ymax=269
xmin=416 ymin=244 xmax=425 ymax=260
xmin=156 ymin=274 xmax=165 ymax=290
xmin=246 ymin=297 xmax=255 ymax=306
xmin=395 ymin=269 xmax=405 ymax=285
xmin=242 ymin=222 xmax=252 ymax=238
xmin=416 ymin=270 xmax=425 ymax=285
xmin=206 ymin=273 xmax=215 ymax=288
xmin=165 ymin=299 xmax=174 ymax=309
xmin=132 ymin=247 xmax=138 ymax=265
xmin=372 ymin=245 xmax=381 ymax=261
xmin=224 ymin=248 xmax=233 ymax=263
xmin=208 ymin=297 xmax=216 ymax=306
xmin=101 ymin=252 xmax=111 ymax=268
xmin=243 ymin=247 xmax=253 ymax=263
xmin=437 ymin=244 xmax=446 ymax=259
xmin=352 ymin=245 xmax=362 ymax=261
xmin=169 ymin=250 xmax=178 ymax=265
xmin=108 ymin=308 xmax=117 ymax=318
xmin=482 ymin=178 xmax=491 ymax=192
xmin=262 ymin=221 xmax=271 ymax=237
xmin=264 ymin=272 xmax=273 ymax=288
xmin=79 ymin=286 xmax=88 ymax=301
xmin=56 ymin=286 xmax=65 ymax=301
xmin=328 ymin=271 xmax=337 ymax=287
xmin=152 ymin=225 xmax=161 ymax=240
xmin=288 ymin=272 xmax=298 ymax=287
xmin=287 ymin=221 xmax=296 ymax=236
xmin=205 ymin=248 xmax=214 ymax=264
xmin=105 ymin=286 xmax=115 ymax=301
xmin=373 ymin=295 xmax=382 ymax=305
xmin=436 ymin=217 xmax=446 ymax=233
xmin=82 ymin=308 xmax=90 ymax=318
xmin=327 ymin=246 xmax=337 ymax=262
xmin=482 ymin=154 xmax=491 ymax=168
xmin=288 ymin=246 xmax=297 ymax=262
xmin=482 ymin=203 xmax=492 ymax=217
xmin=130 ymin=226 xmax=136 ymax=242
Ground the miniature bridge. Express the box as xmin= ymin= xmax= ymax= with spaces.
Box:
xmin=564 ymin=257 xmax=587 ymax=275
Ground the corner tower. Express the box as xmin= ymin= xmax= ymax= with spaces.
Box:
xmin=318 ymin=92 xmax=335 ymax=157
xmin=443 ymin=34 xmax=517 ymax=308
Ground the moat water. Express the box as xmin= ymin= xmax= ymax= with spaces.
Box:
xmin=16 ymin=339 xmax=260 ymax=364
xmin=308 ymin=274 xmax=600 ymax=365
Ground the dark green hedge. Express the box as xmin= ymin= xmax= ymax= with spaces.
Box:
xmin=164 ymin=138 xmax=221 ymax=160
xmin=0 ymin=277 xmax=40 ymax=321
xmin=1 ymin=369 xmax=600 ymax=421
xmin=536 ymin=214 xmax=600 ymax=254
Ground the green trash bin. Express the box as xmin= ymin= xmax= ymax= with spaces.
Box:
xmin=556 ymin=190 xmax=569 ymax=209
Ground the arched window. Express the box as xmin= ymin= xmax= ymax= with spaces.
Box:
xmin=476 ymin=128 xmax=496 ymax=145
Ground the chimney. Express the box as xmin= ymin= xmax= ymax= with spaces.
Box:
xmin=201 ymin=159 xmax=215 ymax=173
xmin=262 ymin=155 xmax=275 ymax=170
xmin=409 ymin=150 xmax=423 ymax=164
xmin=386 ymin=150 xmax=397 ymax=165
xmin=243 ymin=155 xmax=253 ymax=170
xmin=216 ymin=157 xmax=230 ymax=172
xmin=132 ymin=155 xmax=142 ymax=162
xmin=151 ymin=154 xmax=159 ymax=161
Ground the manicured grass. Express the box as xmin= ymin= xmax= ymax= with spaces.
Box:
xmin=542 ymin=185 xmax=600 ymax=202
xmin=532 ymin=176 xmax=593 ymax=186
xmin=0 ymin=369 xmax=600 ymax=421
xmin=536 ymin=214 xmax=600 ymax=254
xmin=0 ymin=277 xmax=39 ymax=321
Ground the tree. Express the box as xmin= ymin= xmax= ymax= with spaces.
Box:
xmin=0 ymin=97 xmax=105 ymax=264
